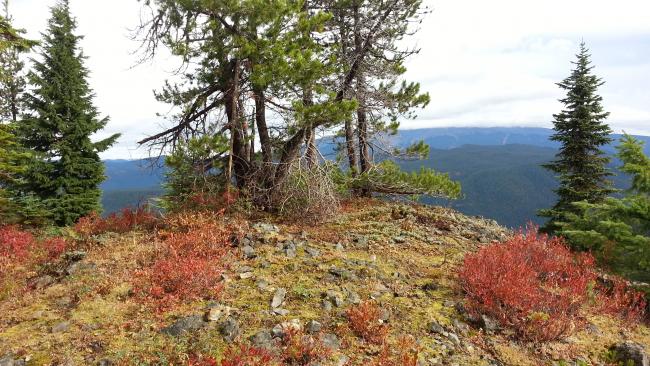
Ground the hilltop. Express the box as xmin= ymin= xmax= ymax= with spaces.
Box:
xmin=1 ymin=200 xmax=648 ymax=365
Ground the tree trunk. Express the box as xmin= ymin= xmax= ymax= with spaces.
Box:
xmin=254 ymin=87 xmax=272 ymax=165
xmin=224 ymin=58 xmax=248 ymax=188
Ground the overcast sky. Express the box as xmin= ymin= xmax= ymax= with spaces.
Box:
xmin=10 ymin=0 xmax=650 ymax=159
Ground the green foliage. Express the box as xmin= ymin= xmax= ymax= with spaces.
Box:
xmin=160 ymin=135 xmax=229 ymax=212
xmin=17 ymin=0 xmax=119 ymax=225
xmin=558 ymin=134 xmax=650 ymax=282
xmin=540 ymin=42 xmax=614 ymax=233
xmin=343 ymin=160 xmax=461 ymax=199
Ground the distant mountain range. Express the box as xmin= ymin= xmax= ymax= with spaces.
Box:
xmin=101 ymin=127 xmax=650 ymax=228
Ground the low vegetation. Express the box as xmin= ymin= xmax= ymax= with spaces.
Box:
xmin=459 ymin=225 xmax=646 ymax=342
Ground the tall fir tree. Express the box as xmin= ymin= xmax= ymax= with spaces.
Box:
xmin=0 ymin=0 xmax=43 ymax=225
xmin=0 ymin=0 xmax=28 ymax=123
xmin=539 ymin=42 xmax=614 ymax=233
xmin=18 ymin=0 xmax=119 ymax=225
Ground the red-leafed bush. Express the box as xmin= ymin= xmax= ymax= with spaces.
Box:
xmin=0 ymin=225 xmax=34 ymax=261
xmin=369 ymin=335 xmax=420 ymax=366
xmin=41 ymin=237 xmax=67 ymax=260
xmin=596 ymin=277 xmax=647 ymax=323
xmin=75 ymin=206 xmax=159 ymax=238
xmin=459 ymin=225 xmax=597 ymax=341
xmin=346 ymin=301 xmax=390 ymax=345
xmin=219 ymin=344 xmax=279 ymax=366
xmin=459 ymin=225 xmax=647 ymax=341
xmin=279 ymin=327 xmax=332 ymax=366
xmin=141 ymin=256 xmax=226 ymax=310
xmin=134 ymin=216 xmax=241 ymax=310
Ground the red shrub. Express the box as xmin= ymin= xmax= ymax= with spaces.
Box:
xmin=75 ymin=206 xmax=159 ymax=237
xmin=0 ymin=225 xmax=34 ymax=261
xmin=134 ymin=218 xmax=238 ymax=310
xmin=279 ymin=327 xmax=331 ymax=366
xmin=140 ymin=256 xmax=226 ymax=310
xmin=597 ymin=277 xmax=647 ymax=323
xmin=459 ymin=225 xmax=649 ymax=341
xmin=369 ymin=335 xmax=419 ymax=366
xmin=41 ymin=237 xmax=67 ymax=260
xmin=458 ymin=225 xmax=597 ymax=341
xmin=346 ymin=301 xmax=390 ymax=345
xmin=219 ymin=345 xmax=279 ymax=366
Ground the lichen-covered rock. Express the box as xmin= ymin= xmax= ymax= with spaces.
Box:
xmin=161 ymin=316 xmax=206 ymax=336
xmin=610 ymin=342 xmax=649 ymax=366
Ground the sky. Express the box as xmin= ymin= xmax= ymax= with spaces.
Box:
xmin=9 ymin=0 xmax=650 ymax=159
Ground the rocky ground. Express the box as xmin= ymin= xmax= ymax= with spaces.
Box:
xmin=0 ymin=200 xmax=648 ymax=365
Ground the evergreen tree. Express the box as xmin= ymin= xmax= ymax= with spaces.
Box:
xmin=0 ymin=0 xmax=44 ymax=225
xmin=0 ymin=0 xmax=28 ymax=122
xmin=539 ymin=42 xmax=613 ymax=233
xmin=558 ymin=134 xmax=650 ymax=282
xmin=18 ymin=0 xmax=119 ymax=225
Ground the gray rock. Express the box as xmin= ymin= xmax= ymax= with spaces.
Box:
xmin=322 ymin=333 xmax=341 ymax=351
xmin=335 ymin=242 xmax=345 ymax=251
xmin=336 ymin=355 xmax=349 ymax=366
xmin=205 ymin=304 xmax=233 ymax=322
xmin=253 ymin=223 xmax=279 ymax=234
xmin=273 ymin=308 xmax=290 ymax=316
xmin=66 ymin=261 xmax=97 ymax=276
xmin=325 ymin=290 xmax=345 ymax=307
xmin=161 ymin=315 xmax=206 ymax=336
xmin=51 ymin=321 xmax=71 ymax=333
xmin=272 ymin=319 xmax=301 ymax=339
xmin=329 ymin=267 xmax=358 ymax=281
xmin=306 ymin=320 xmax=322 ymax=334
xmin=447 ymin=332 xmax=461 ymax=347
xmin=256 ymin=279 xmax=269 ymax=290
xmin=0 ymin=355 xmax=25 ymax=366
xmin=428 ymin=320 xmax=445 ymax=335
xmin=352 ymin=236 xmax=369 ymax=249
xmin=478 ymin=315 xmax=498 ymax=333
xmin=285 ymin=248 xmax=297 ymax=258
xmin=239 ymin=272 xmax=254 ymax=279
xmin=305 ymin=247 xmax=321 ymax=258
xmin=242 ymin=245 xmax=256 ymax=259
xmin=321 ymin=299 xmax=333 ymax=311
xmin=393 ymin=236 xmax=406 ymax=244
xmin=219 ymin=317 xmax=240 ymax=343
xmin=64 ymin=250 xmax=87 ymax=261
xmin=452 ymin=319 xmax=470 ymax=336
xmin=610 ymin=342 xmax=649 ymax=366
xmin=34 ymin=275 xmax=55 ymax=290
xmin=250 ymin=330 xmax=275 ymax=350
xmin=98 ymin=360 xmax=113 ymax=366
xmin=271 ymin=288 xmax=287 ymax=309
xmin=345 ymin=290 xmax=361 ymax=305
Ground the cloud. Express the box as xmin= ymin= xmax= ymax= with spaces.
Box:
xmin=9 ymin=0 xmax=650 ymax=159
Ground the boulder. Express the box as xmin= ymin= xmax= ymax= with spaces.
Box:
xmin=161 ymin=315 xmax=206 ymax=336
xmin=610 ymin=342 xmax=649 ymax=366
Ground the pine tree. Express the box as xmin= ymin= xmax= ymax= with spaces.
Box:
xmin=0 ymin=0 xmax=28 ymax=123
xmin=539 ymin=42 xmax=613 ymax=233
xmin=18 ymin=0 xmax=119 ymax=226
xmin=558 ymin=134 xmax=650 ymax=282
xmin=0 ymin=0 xmax=43 ymax=225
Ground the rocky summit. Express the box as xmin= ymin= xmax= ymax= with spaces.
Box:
xmin=0 ymin=200 xmax=648 ymax=365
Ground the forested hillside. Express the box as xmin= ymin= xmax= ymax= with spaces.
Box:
xmin=102 ymin=127 xmax=650 ymax=227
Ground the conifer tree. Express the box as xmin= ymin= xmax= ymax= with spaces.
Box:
xmin=0 ymin=0 xmax=43 ymax=224
xmin=539 ymin=42 xmax=613 ymax=233
xmin=18 ymin=0 xmax=119 ymax=225
xmin=0 ymin=0 xmax=29 ymax=122
xmin=558 ymin=134 xmax=650 ymax=282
